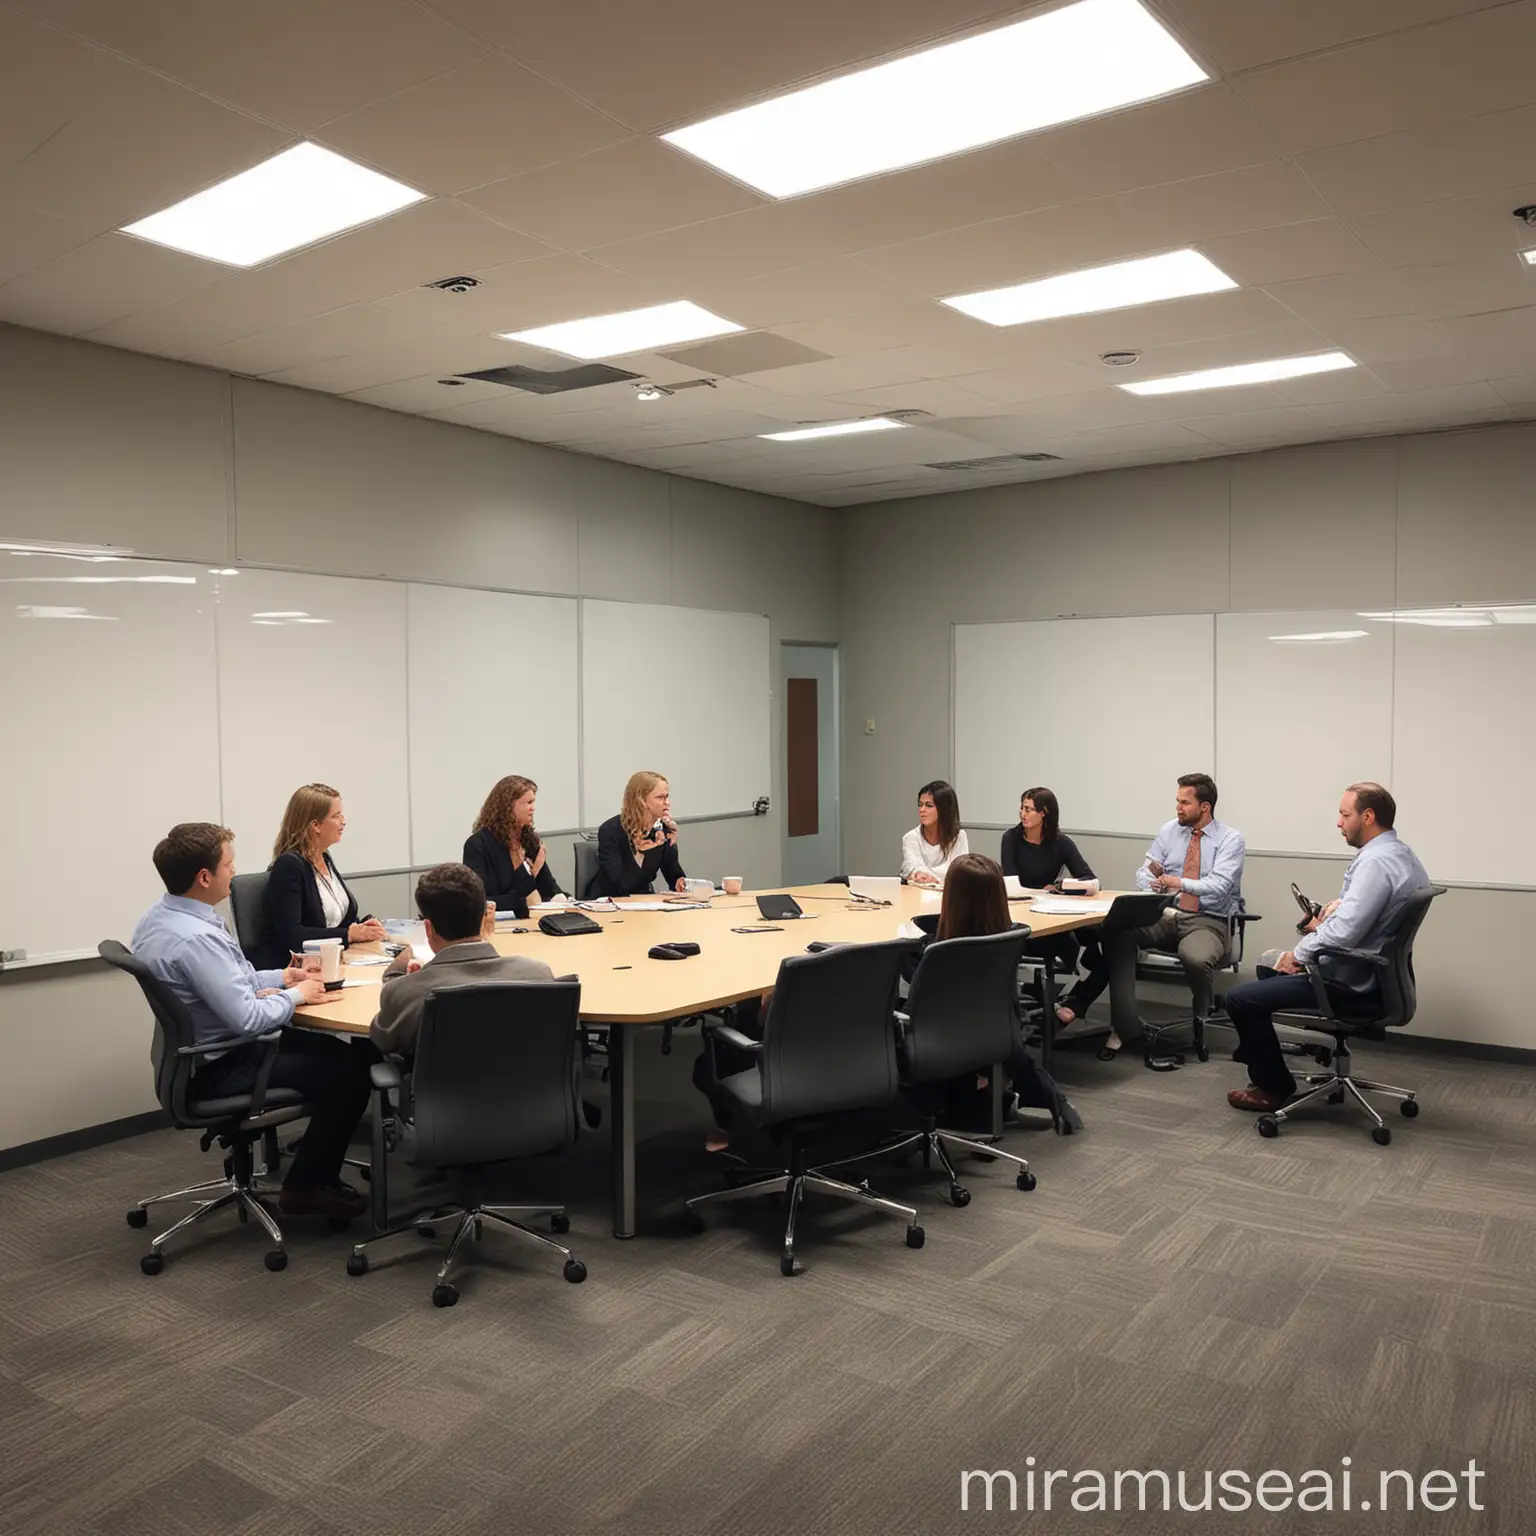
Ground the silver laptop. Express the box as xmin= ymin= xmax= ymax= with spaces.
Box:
xmin=848 ymin=875 xmax=903 ymax=905
xmin=1003 ymin=875 xmax=1027 ymax=900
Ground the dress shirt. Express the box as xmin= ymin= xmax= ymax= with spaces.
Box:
xmin=900 ymin=826 xmax=970 ymax=881
xmin=1135 ymin=817 xmax=1245 ymax=918
xmin=1294 ymin=830 xmax=1430 ymax=991
xmin=131 ymin=894 xmax=300 ymax=1057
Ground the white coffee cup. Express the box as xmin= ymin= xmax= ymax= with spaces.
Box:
xmin=303 ymin=937 xmax=344 ymax=988
xmin=722 ymin=876 xmax=743 ymax=895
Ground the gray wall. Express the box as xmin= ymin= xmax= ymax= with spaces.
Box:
xmin=837 ymin=427 xmax=1536 ymax=1051
xmin=0 ymin=324 xmax=836 ymax=1151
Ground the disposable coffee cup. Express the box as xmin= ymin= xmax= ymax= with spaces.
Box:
xmin=684 ymin=878 xmax=714 ymax=901
xmin=722 ymin=876 xmax=744 ymax=895
xmin=483 ymin=900 xmax=497 ymax=938
xmin=303 ymin=937 xmax=345 ymax=989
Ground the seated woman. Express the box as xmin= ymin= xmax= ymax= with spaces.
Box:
xmin=900 ymin=780 xmax=969 ymax=886
xmin=255 ymin=783 xmax=386 ymax=969
xmin=588 ymin=770 xmax=687 ymax=898
xmin=463 ymin=774 xmax=562 ymax=918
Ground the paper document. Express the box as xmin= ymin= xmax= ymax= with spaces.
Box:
xmin=1029 ymin=898 xmax=1113 ymax=916
xmin=532 ymin=895 xmax=570 ymax=911
xmin=341 ymin=976 xmax=383 ymax=988
xmin=346 ymin=953 xmax=392 ymax=966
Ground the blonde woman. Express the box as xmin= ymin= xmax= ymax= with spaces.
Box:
xmin=255 ymin=783 xmax=386 ymax=968
xmin=463 ymin=774 xmax=562 ymax=918
xmin=588 ymin=771 xmax=687 ymax=898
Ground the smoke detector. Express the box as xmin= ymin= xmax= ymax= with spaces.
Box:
xmin=1100 ymin=350 xmax=1140 ymax=367
xmin=425 ymin=275 xmax=482 ymax=293
xmin=634 ymin=384 xmax=673 ymax=401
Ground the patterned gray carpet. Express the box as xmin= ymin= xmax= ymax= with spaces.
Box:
xmin=2 ymin=1026 xmax=1532 ymax=1536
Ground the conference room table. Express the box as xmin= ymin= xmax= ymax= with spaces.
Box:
xmin=295 ymin=883 xmax=1115 ymax=1238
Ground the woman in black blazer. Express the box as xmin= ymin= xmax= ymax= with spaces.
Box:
xmin=588 ymin=770 xmax=686 ymax=898
xmin=254 ymin=782 xmax=386 ymax=969
xmin=463 ymin=774 xmax=563 ymax=918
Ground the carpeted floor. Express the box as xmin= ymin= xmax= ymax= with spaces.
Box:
xmin=1 ymin=1021 xmax=1532 ymax=1536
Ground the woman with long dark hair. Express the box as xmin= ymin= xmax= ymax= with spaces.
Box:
xmin=900 ymin=779 xmax=969 ymax=886
xmin=463 ymin=774 xmax=563 ymax=918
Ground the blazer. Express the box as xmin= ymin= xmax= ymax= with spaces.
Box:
xmin=462 ymin=827 xmax=563 ymax=918
xmin=370 ymin=941 xmax=556 ymax=1056
xmin=253 ymin=851 xmax=359 ymax=971
xmin=588 ymin=814 xmax=686 ymax=898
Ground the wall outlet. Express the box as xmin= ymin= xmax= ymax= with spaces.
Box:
xmin=864 ymin=718 xmax=876 ymax=735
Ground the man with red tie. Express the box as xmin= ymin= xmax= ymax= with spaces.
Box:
xmin=1060 ymin=774 xmax=1246 ymax=1059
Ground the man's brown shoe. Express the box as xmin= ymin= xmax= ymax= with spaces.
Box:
xmin=279 ymin=1181 xmax=367 ymax=1219
xmin=1227 ymin=1086 xmax=1289 ymax=1113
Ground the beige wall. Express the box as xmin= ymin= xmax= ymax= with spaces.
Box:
xmin=0 ymin=324 xmax=835 ymax=1151
xmin=838 ymin=425 xmax=1536 ymax=1051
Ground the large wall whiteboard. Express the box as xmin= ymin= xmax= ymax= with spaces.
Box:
xmin=1215 ymin=611 xmax=1395 ymax=855
xmin=580 ymin=599 xmax=771 ymax=825
xmin=407 ymin=583 xmax=579 ymax=864
xmin=954 ymin=614 xmax=1215 ymax=835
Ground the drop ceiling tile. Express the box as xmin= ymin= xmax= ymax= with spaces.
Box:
xmin=1490 ymin=373 xmax=1536 ymax=406
xmin=1440 ymin=304 xmax=1536 ymax=376
xmin=0 ymin=232 xmax=226 ymax=335
xmin=1392 ymin=380 xmax=1512 ymax=418
xmin=777 ymin=303 xmax=982 ymax=358
xmin=827 ymin=378 xmax=998 ymax=417
xmin=1197 ymin=219 xmax=1378 ymax=288
xmin=688 ymin=259 xmax=922 ymax=328
xmin=259 ymin=355 xmax=428 ymax=394
xmin=739 ymin=351 xmax=928 ymax=397
xmin=193 ymin=303 xmax=402 ymax=376
xmin=1099 ymin=321 xmax=1337 ymax=381
xmin=5 ymin=0 xmax=487 ymax=132
xmin=1231 ymin=5 xmax=1536 ymax=155
xmin=1181 ymin=405 xmax=1333 ymax=446
xmin=463 ymin=137 xmax=764 ymax=250
xmin=1268 ymin=366 xmax=1392 ymax=403
xmin=656 ymin=332 xmax=827 ymax=377
xmin=1388 ymin=256 xmax=1536 ymax=320
xmin=317 ymin=54 xmax=628 ymax=196
xmin=1346 ymin=183 xmax=1536 ymax=266
xmin=1156 ymin=0 xmax=1505 ymax=73
xmin=1366 ymin=352 xmax=1506 ymax=392
xmin=0 ymin=199 xmax=102 ymax=286
xmin=1263 ymin=268 xmax=1421 ymax=325
xmin=944 ymin=359 xmax=1114 ymax=405
xmin=1322 ymin=314 xmax=1460 ymax=364
xmin=342 ymin=372 xmax=516 ymax=413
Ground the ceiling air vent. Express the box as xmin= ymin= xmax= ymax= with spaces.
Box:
xmin=458 ymin=362 xmax=640 ymax=394
xmin=926 ymin=452 xmax=1062 ymax=471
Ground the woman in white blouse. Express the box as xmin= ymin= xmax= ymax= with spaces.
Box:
xmin=900 ymin=780 xmax=970 ymax=886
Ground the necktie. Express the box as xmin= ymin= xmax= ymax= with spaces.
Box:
xmin=1178 ymin=828 xmax=1202 ymax=913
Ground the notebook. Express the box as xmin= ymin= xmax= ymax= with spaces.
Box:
xmin=848 ymin=875 xmax=902 ymax=904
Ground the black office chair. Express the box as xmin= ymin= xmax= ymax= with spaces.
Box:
xmin=346 ymin=980 xmax=587 ymax=1306
xmin=100 ymin=939 xmax=310 ymax=1274
xmin=1255 ymin=886 xmax=1444 ymax=1145
xmin=887 ymin=929 xmax=1038 ymax=1206
xmin=574 ymin=836 xmax=599 ymax=899
xmin=687 ymin=938 xmax=923 ymax=1276
xmin=1138 ymin=901 xmax=1263 ymax=1067
xmin=228 ymin=871 xmax=269 ymax=964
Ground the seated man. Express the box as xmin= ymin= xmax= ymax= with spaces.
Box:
xmin=370 ymin=862 xmax=554 ymax=1057
xmin=1060 ymin=773 xmax=1245 ymax=1058
xmin=131 ymin=822 xmax=370 ymax=1218
xmin=1224 ymin=783 xmax=1429 ymax=1113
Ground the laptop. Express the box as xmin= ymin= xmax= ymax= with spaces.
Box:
xmin=1003 ymin=876 xmax=1027 ymax=900
xmin=756 ymin=893 xmax=804 ymax=921
xmin=848 ymin=875 xmax=902 ymax=905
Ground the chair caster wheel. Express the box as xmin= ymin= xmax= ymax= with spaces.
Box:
xmin=126 ymin=1209 xmax=148 ymax=1229
xmin=263 ymin=1250 xmax=287 ymax=1272
xmin=949 ymin=1185 xmax=971 ymax=1208
xmin=1400 ymin=1100 xmax=1419 ymax=1119
xmin=1327 ymin=1091 xmax=1344 ymax=1105
xmin=357 ymin=1167 xmax=370 ymax=1183
xmin=1257 ymin=1115 xmax=1279 ymax=1139
xmin=140 ymin=1252 xmax=164 ymax=1275
xmin=563 ymin=1259 xmax=587 ymax=1284
xmin=237 ymin=1204 xmax=249 ymax=1224
xmin=779 ymin=1254 xmax=802 ymax=1277
xmin=550 ymin=1214 xmax=570 ymax=1234
xmin=905 ymin=1224 xmax=925 ymax=1249
xmin=1197 ymin=1045 xmax=1210 ymax=1063
xmin=1371 ymin=1126 xmax=1391 ymax=1146
xmin=431 ymin=1284 xmax=458 ymax=1307
xmin=1016 ymin=1170 xmax=1038 ymax=1192
xmin=346 ymin=1253 xmax=368 ymax=1277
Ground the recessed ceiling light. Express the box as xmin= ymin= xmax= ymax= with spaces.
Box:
xmin=943 ymin=249 xmax=1237 ymax=327
xmin=119 ymin=142 xmax=427 ymax=267
xmin=1119 ymin=351 xmax=1356 ymax=396
xmin=1522 ymin=248 xmax=1536 ymax=267
xmin=251 ymin=611 xmax=309 ymax=619
xmin=502 ymin=301 xmax=744 ymax=360
xmin=760 ymin=418 xmax=907 ymax=442
xmin=1268 ymin=630 xmax=1369 ymax=644
xmin=661 ymin=0 xmax=1206 ymax=199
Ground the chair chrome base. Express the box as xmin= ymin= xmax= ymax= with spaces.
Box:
xmin=688 ymin=1166 xmax=922 ymax=1276
xmin=129 ymin=1167 xmax=287 ymax=1272
xmin=865 ymin=1124 xmax=1035 ymax=1206
xmin=348 ymin=1202 xmax=585 ymax=1304
xmin=1259 ymin=1037 xmax=1417 ymax=1145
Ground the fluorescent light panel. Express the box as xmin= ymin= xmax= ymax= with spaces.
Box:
xmin=120 ymin=142 xmax=427 ymax=267
xmin=502 ymin=300 xmax=743 ymax=360
xmin=1522 ymin=248 xmax=1536 ymax=266
xmin=944 ymin=249 xmax=1236 ymax=327
xmin=1119 ymin=351 xmax=1356 ymax=396
xmin=760 ymin=418 xmax=906 ymax=442
xmin=662 ymin=0 xmax=1206 ymax=199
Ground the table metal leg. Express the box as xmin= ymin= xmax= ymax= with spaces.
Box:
xmin=610 ymin=1023 xmax=636 ymax=1239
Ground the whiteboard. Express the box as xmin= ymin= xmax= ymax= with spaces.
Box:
xmin=580 ymin=599 xmax=771 ymax=825
xmin=407 ymin=583 xmax=579 ymax=864
xmin=0 ymin=551 xmax=221 ymax=961
xmin=1216 ymin=611 xmax=1395 ymax=854
xmin=217 ymin=569 xmax=410 ymax=874
xmin=954 ymin=614 xmax=1214 ymax=835
xmin=1392 ymin=614 xmax=1536 ymax=886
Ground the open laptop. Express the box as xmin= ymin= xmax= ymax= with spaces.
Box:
xmin=848 ymin=875 xmax=902 ymax=905
xmin=1003 ymin=875 xmax=1027 ymax=900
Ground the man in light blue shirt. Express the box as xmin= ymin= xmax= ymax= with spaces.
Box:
xmin=1062 ymin=773 xmax=1245 ymax=1054
xmin=1225 ymin=783 xmax=1430 ymax=1113
xmin=131 ymin=822 xmax=372 ymax=1219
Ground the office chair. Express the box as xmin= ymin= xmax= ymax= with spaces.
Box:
xmin=100 ymin=940 xmax=310 ymax=1274
xmin=885 ymin=929 xmax=1038 ymax=1206
xmin=1138 ymin=902 xmax=1263 ymax=1068
xmin=228 ymin=871 xmax=268 ymax=964
xmin=574 ymin=835 xmax=600 ymax=900
xmin=346 ymin=980 xmax=588 ymax=1306
xmin=687 ymin=938 xmax=924 ymax=1275
xmin=1255 ymin=886 xmax=1444 ymax=1145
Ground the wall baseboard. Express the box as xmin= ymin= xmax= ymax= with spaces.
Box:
xmin=0 ymin=1109 xmax=170 ymax=1174
xmin=1388 ymin=1032 xmax=1536 ymax=1066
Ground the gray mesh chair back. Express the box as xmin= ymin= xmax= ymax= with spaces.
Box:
xmin=574 ymin=838 xmax=600 ymax=899
xmin=228 ymin=872 xmax=269 ymax=961
xmin=411 ymin=981 xmax=582 ymax=1168
xmin=901 ymin=929 xmax=1032 ymax=1083
xmin=100 ymin=939 xmax=199 ymax=1123
xmin=756 ymin=938 xmax=909 ymax=1124
xmin=1314 ymin=885 xmax=1442 ymax=1033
